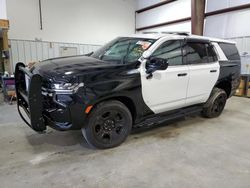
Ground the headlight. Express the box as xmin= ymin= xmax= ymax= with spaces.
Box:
xmin=52 ymin=82 xmax=84 ymax=94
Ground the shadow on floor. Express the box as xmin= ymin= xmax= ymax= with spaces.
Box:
xmin=25 ymin=114 xmax=205 ymax=150
xmin=26 ymin=129 xmax=91 ymax=148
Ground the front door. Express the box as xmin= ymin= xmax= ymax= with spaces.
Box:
xmin=140 ymin=40 xmax=189 ymax=114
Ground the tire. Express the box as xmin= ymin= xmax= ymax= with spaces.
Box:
xmin=202 ymin=88 xmax=227 ymax=118
xmin=82 ymin=100 xmax=132 ymax=149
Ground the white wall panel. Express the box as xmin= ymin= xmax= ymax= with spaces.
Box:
xmin=244 ymin=37 xmax=250 ymax=53
xmin=17 ymin=40 xmax=25 ymax=63
xmin=42 ymin=43 xmax=49 ymax=60
xmin=48 ymin=43 xmax=53 ymax=59
xmin=24 ymin=41 xmax=32 ymax=63
xmin=36 ymin=42 xmax=43 ymax=62
xmin=206 ymin=0 xmax=250 ymax=12
xmin=9 ymin=39 xmax=101 ymax=71
xmin=204 ymin=9 xmax=250 ymax=38
xmin=30 ymin=42 xmax=38 ymax=61
xmin=137 ymin=21 xmax=191 ymax=33
xmin=0 ymin=0 xmax=7 ymax=19
xmin=10 ymin=41 xmax=18 ymax=67
xmin=6 ymin=0 xmax=136 ymax=45
xmin=53 ymin=43 xmax=60 ymax=58
xmin=136 ymin=0 xmax=162 ymax=9
xmin=136 ymin=0 xmax=191 ymax=29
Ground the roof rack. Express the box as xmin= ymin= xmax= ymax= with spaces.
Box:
xmin=142 ymin=31 xmax=190 ymax=36
xmin=161 ymin=31 xmax=190 ymax=36
xmin=142 ymin=31 xmax=160 ymax=34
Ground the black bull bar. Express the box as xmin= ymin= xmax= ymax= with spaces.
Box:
xmin=15 ymin=62 xmax=46 ymax=132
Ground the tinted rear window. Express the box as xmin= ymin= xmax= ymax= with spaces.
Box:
xmin=184 ymin=42 xmax=217 ymax=64
xmin=218 ymin=43 xmax=240 ymax=61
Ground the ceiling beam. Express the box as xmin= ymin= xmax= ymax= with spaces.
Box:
xmin=135 ymin=2 xmax=250 ymax=32
xmin=205 ymin=3 xmax=250 ymax=17
xmin=136 ymin=17 xmax=191 ymax=31
xmin=136 ymin=0 xmax=177 ymax=14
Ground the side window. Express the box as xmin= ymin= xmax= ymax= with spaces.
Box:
xmin=218 ymin=43 xmax=240 ymax=61
xmin=151 ymin=40 xmax=183 ymax=66
xmin=185 ymin=42 xmax=217 ymax=64
xmin=206 ymin=44 xmax=217 ymax=62
xmin=185 ymin=42 xmax=208 ymax=64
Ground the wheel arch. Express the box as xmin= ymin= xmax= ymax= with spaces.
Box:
xmin=90 ymin=96 xmax=137 ymax=123
xmin=214 ymin=80 xmax=232 ymax=98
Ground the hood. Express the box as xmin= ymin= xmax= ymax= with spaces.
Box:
xmin=31 ymin=55 xmax=118 ymax=81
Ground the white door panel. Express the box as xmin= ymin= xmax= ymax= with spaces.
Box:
xmin=140 ymin=62 xmax=189 ymax=114
xmin=186 ymin=62 xmax=220 ymax=105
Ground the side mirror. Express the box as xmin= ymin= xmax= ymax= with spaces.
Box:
xmin=146 ymin=57 xmax=169 ymax=75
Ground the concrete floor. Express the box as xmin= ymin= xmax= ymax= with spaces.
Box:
xmin=0 ymin=95 xmax=250 ymax=188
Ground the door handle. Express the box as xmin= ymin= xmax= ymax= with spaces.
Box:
xmin=210 ymin=70 xmax=217 ymax=73
xmin=177 ymin=73 xmax=187 ymax=77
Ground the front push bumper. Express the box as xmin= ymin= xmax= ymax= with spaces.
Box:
xmin=15 ymin=63 xmax=86 ymax=132
xmin=15 ymin=62 xmax=46 ymax=132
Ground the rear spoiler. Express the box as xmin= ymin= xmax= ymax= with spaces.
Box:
xmin=15 ymin=62 xmax=46 ymax=132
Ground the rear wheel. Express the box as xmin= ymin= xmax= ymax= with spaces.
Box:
xmin=82 ymin=100 xmax=132 ymax=149
xmin=202 ymin=88 xmax=227 ymax=118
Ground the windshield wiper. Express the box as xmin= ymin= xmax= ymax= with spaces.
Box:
xmin=85 ymin=52 xmax=94 ymax=56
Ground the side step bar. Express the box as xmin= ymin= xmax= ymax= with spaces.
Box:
xmin=15 ymin=62 xmax=46 ymax=132
xmin=135 ymin=106 xmax=202 ymax=128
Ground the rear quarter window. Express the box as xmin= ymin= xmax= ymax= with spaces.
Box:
xmin=218 ymin=43 xmax=240 ymax=61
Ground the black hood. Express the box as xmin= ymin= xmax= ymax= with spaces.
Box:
xmin=31 ymin=56 xmax=119 ymax=81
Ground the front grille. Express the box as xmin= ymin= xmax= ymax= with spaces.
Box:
xmin=42 ymin=78 xmax=53 ymax=89
xmin=43 ymin=95 xmax=56 ymax=109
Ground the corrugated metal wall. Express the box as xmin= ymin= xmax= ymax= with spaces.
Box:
xmin=136 ymin=0 xmax=191 ymax=33
xmin=9 ymin=39 xmax=101 ymax=71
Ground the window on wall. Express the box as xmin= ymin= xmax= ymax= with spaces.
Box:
xmin=185 ymin=42 xmax=217 ymax=64
xmin=151 ymin=40 xmax=183 ymax=66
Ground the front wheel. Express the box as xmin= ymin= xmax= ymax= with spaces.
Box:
xmin=82 ymin=100 xmax=132 ymax=149
xmin=202 ymin=88 xmax=227 ymax=118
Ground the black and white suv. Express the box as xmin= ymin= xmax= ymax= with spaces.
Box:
xmin=15 ymin=32 xmax=241 ymax=149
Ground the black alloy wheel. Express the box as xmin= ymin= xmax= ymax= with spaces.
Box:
xmin=82 ymin=100 xmax=132 ymax=149
xmin=203 ymin=88 xmax=227 ymax=118
xmin=211 ymin=94 xmax=227 ymax=115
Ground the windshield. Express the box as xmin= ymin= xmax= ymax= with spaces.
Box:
xmin=91 ymin=37 xmax=156 ymax=64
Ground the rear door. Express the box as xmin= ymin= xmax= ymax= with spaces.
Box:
xmin=184 ymin=40 xmax=220 ymax=106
